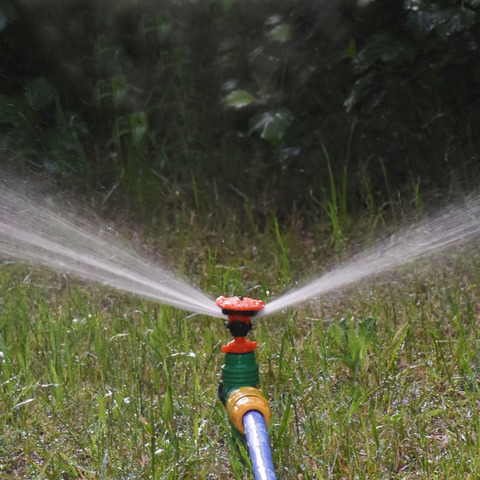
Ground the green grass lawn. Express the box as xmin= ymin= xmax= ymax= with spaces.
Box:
xmin=1 ymin=223 xmax=479 ymax=479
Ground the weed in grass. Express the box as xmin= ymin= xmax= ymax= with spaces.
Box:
xmin=320 ymin=144 xmax=347 ymax=250
xmin=381 ymin=158 xmax=398 ymax=224
xmin=360 ymin=159 xmax=386 ymax=235
xmin=328 ymin=315 xmax=377 ymax=381
xmin=411 ymin=175 xmax=423 ymax=211
xmin=273 ymin=216 xmax=291 ymax=287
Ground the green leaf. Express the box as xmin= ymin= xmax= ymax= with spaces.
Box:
xmin=268 ymin=24 xmax=292 ymax=43
xmin=249 ymin=109 xmax=294 ymax=146
xmin=355 ymin=33 xmax=414 ymax=71
xmin=358 ymin=316 xmax=376 ymax=344
xmin=97 ymin=395 xmax=106 ymax=424
xmin=406 ymin=3 xmax=476 ymax=39
xmin=406 ymin=1 xmax=440 ymax=36
xmin=386 ymin=322 xmax=409 ymax=373
xmin=129 ymin=112 xmax=148 ymax=145
xmin=155 ymin=13 xmax=171 ymax=39
xmin=344 ymin=72 xmax=374 ymax=113
xmin=433 ymin=8 xmax=476 ymax=40
xmin=141 ymin=416 xmax=154 ymax=436
xmin=110 ymin=76 xmax=128 ymax=108
xmin=224 ymin=90 xmax=257 ymax=109
xmin=164 ymin=383 xmax=173 ymax=423
xmin=329 ymin=323 xmax=346 ymax=348
xmin=344 ymin=39 xmax=357 ymax=59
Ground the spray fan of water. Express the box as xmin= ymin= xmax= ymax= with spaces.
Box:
xmin=261 ymin=193 xmax=480 ymax=317
xmin=0 ymin=181 xmax=479 ymax=318
xmin=0 ymin=185 xmax=224 ymax=318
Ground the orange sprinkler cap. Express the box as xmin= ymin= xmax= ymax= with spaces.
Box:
xmin=216 ymin=296 xmax=265 ymax=315
xmin=222 ymin=337 xmax=258 ymax=354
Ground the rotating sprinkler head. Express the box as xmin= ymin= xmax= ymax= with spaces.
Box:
xmin=216 ymin=296 xmax=265 ymax=354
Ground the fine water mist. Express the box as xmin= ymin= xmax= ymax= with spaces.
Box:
xmin=1 ymin=177 xmax=480 ymax=320
xmin=0 ymin=183 xmax=224 ymax=319
xmin=261 ymin=194 xmax=480 ymax=316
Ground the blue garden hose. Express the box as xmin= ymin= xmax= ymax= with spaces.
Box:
xmin=243 ymin=410 xmax=277 ymax=480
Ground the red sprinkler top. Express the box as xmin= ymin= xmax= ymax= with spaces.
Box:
xmin=216 ymin=296 xmax=265 ymax=354
xmin=216 ymin=296 xmax=265 ymax=314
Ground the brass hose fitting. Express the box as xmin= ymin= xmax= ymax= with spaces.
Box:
xmin=226 ymin=386 xmax=271 ymax=435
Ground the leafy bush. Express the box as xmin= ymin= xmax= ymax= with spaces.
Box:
xmin=1 ymin=0 xmax=479 ymax=221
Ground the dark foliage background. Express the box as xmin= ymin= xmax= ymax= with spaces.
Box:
xmin=1 ymin=0 xmax=479 ymax=224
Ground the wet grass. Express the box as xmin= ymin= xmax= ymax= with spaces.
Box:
xmin=0 ymin=215 xmax=480 ymax=479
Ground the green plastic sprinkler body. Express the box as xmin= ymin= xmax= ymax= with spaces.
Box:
xmin=220 ymin=350 xmax=259 ymax=403
xmin=216 ymin=296 xmax=271 ymax=435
